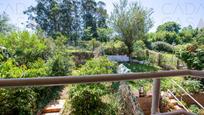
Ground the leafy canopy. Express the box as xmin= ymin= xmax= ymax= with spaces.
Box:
xmin=111 ymin=0 xmax=153 ymax=56
xmin=0 ymin=12 xmax=14 ymax=34
xmin=157 ymin=21 xmax=181 ymax=33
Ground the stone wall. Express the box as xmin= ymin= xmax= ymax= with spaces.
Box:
xmin=71 ymin=52 xmax=94 ymax=65
xmin=119 ymin=81 xmax=144 ymax=115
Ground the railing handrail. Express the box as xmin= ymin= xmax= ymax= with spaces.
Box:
xmin=0 ymin=70 xmax=203 ymax=87
xmin=167 ymin=89 xmax=189 ymax=112
xmin=171 ymin=80 xmax=204 ymax=109
xmin=0 ymin=70 xmax=201 ymax=115
xmin=154 ymin=110 xmax=196 ymax=115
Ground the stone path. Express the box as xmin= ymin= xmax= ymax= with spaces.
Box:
xmin=41 ymin=87 xmax=68 ymax=115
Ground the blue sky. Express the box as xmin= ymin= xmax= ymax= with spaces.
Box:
xmin=0 ymin=0 xmax=204 ymax=32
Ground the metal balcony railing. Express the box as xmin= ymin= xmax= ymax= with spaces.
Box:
xmin=0 ymin=70 xmax=203 ymax=115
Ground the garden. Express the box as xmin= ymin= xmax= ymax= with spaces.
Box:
xmin=0 ymin=0 xmax=204 ymax=115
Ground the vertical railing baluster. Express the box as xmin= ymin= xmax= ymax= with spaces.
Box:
xmin=151 ymin=79 xmax=161 ymax=115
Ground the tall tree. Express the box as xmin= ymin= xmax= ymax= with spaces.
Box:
xmin=111 ymin=0 xmax=153 ymax=56
xmin=157 ymin=21 xmax=181 ymax=33
xmin=95 ymin=1 xmax=110 ymax=42
xmin=0 ymin=12 xmax=14 ymax=34
xmin=154 ymin=31 xmax=179 ymax=44
xmin=81 ymin=0 xmax=97 ymax=40
xmin=96 ymin=1 xmax=108 ymax=28
xmin=70 ymin=0 xmax=81 ymax=45
xmin=179 ymin=25 xmax=197 ymax=44
xmin=50 ymin=0 xmax=61 ymax=35
xmin=24 ymin=0 xmax=74 ymax=37
xmin=59 ymin=0 xmax=74 ymax=36
xmin=25 ymin=0 xmax=109 ymax=42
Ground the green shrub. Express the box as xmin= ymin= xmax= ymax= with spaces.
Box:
xmin=0 ymin=31 xmax=52 ymax=65
xmin=161 ymin=78 xmax=203 ymax=94
xmin=49 ymin=54 xmax=73 ymax=76
xmin=103 ymin=40 xmax=128 ymax=55
xmin=182 ymin=79 xmax=203 ymax=93
xmin=195 ymin=28 xmax=204 ymax=44
xmin=69 ymin=57 xmax=118 ymax=114
xmin=72 ymin=57 xmax=116 ymax=75
xmin=0 ymin=59 xmax=24 ymax=78
xmin=88 ymin=39 xmax=101 ymax=51
xmin=0 ymin=32 xmax=72 ymax=114
xmin=77 ymin=39 xmax=101 ymax=52
xmin=0 ymin=88 xmax=37 ymax=115
xmin=69 ymin=84 xmax=109 ymax=114
xmin=132 ymin=50 xmax=148 ymax=61
xmin=160 ymin=53 xmax=178 ymax=69
xmin=176 ymin=44 xmax=204 ymax=70
xmin=0 ymin=58 xmax=62 ymax=114
xmin=97 ymin=28 xmax=113 ymax=42
xmin=152 ymin=41 xmax=174 ymax=53
xmin=0 ymin=60 xmax=47 ymax=114
xmin=133 ymin=40 xmax=145 ymax=51
xmin=152 ymin=31 xmax=179 ymax=44
xmin=189 ymin=105 xmax=200 ymax=113
xmin=124 ymin=63 xmax=159 ymax=93
xmin=179 ymin=26 xmax=195 ymax=44
xmin=196 ymin=36 xmax=204 ymax=44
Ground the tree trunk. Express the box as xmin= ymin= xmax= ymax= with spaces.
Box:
xmin=127 ymin=45 xmax=133 ymax=62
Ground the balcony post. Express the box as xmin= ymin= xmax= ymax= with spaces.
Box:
xmin=151 ymin=79 xmax=161 ymax=115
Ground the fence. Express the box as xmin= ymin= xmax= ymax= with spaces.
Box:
xmin=134 ymin=50 xmax=186 ymax=70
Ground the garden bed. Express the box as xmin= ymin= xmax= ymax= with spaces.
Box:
xmin=177 ymin=93 xmax=204 ymax=107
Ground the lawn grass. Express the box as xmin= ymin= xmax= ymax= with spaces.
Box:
xmin=123 ymin=63 xmax=160 ymax=93
xmin=161 ymin=53 xmax=178 ymax=68
xmin=124 ymin=63 xmax=160 ymax=72
xmin=66 ymin=49 xmax=92 ymax=53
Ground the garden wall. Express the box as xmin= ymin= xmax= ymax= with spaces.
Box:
xmin=138 ymin=96 xmax=152 ymax=115
xmin=71 ymin=52 xmax=94 ymax=65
